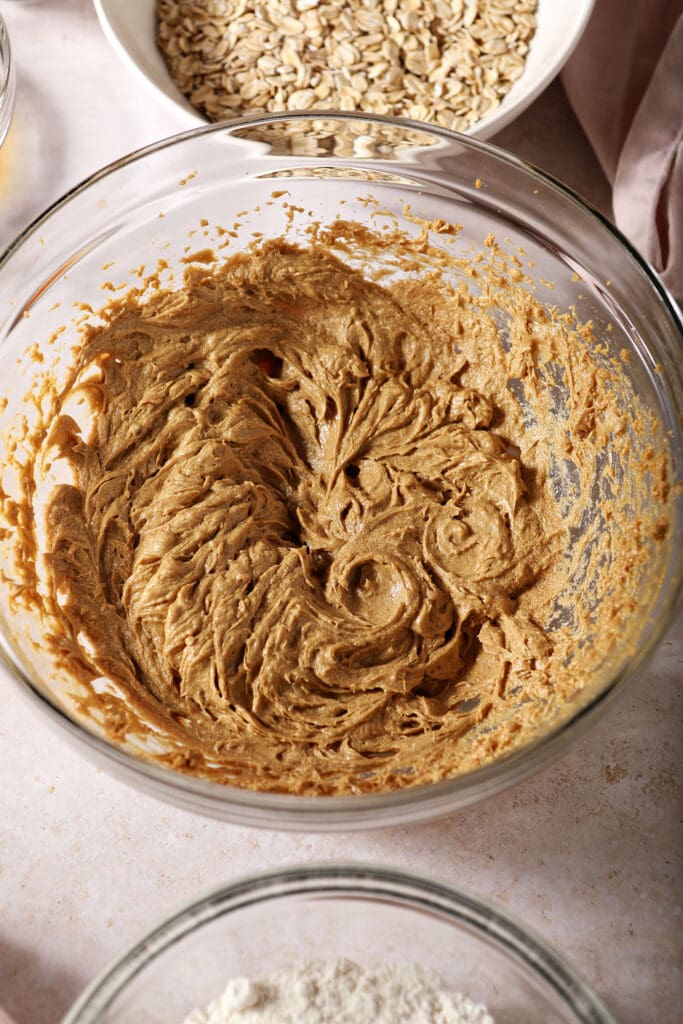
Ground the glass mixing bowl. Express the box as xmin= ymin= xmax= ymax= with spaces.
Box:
xmin=0 ymin=113 xmax=681 ymax=829
xmin=0 ymin=11 xmax=16 ymax=150
xmin=62 ymin=864 xmax=615 ymax=1024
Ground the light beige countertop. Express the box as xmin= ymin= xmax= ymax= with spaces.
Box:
xmin=0 ymin=2 xmax=680 ymax=1023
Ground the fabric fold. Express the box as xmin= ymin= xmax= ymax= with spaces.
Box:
xmin=562 ymin=2 xmax=682 ymax=304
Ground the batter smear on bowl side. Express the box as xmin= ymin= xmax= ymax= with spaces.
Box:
xmin=1 ymin=223 xmax=671 ymax=795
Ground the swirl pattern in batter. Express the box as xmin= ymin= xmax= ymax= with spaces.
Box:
xmin=24 ymin=237 xmax=658 ymax=794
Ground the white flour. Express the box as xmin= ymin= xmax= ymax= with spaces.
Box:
xmin=182 ymin=959 xmax=494 ymax=1024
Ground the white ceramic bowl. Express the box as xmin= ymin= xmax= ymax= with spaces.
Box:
xmin=93 ymin=0 xmax=594 ymax=140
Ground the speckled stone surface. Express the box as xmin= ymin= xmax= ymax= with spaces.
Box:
xmin=0 ymin=3 xmax=681 ymax=1023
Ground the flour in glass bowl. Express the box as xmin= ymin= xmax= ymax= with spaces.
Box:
xmin=181 ymin=959 xmax=494 ymax=1023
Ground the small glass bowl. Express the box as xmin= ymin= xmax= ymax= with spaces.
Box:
xmin=0 ymin=13 xmax=16 ymax=149
xmin=0 ymin=114 xmax=681 ymax=830
xmin=62 ymin=864 xmax=615 ymax=1024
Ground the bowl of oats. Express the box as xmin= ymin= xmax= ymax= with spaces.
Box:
xmin=63 ymin=864 xmax=615 ymax=1023
xmin=93 ymin=0 xmax=594 ymax=139
xmin=0 ymin=113 xmax=680 ymax=829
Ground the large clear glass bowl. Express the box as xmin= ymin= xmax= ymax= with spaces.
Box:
xmin=0 ymin=113 xmax=681 ymax=830
xmin=62 ymin=864 xmax=615 ymax=1024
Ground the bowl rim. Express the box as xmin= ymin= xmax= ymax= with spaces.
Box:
xmin=1 ymin=110 xmax=682 ymax=830
xmin=2 ymin=109 xmax=681 ymax=324
xmin=61 ymin=862 xmax=616 ymax=1024
xmin=0 ymin=11 xmax=12 ymax=104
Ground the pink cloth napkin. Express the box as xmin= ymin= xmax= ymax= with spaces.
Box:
xmin=562 ymin=0 xmax=682 ymax=306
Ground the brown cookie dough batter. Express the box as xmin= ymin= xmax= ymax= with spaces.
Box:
xmin=3 ymin=230 xmax=671 ymax=795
